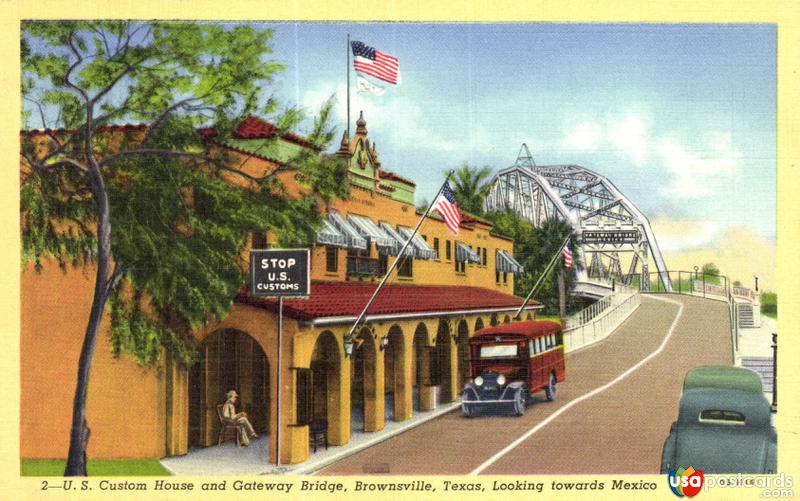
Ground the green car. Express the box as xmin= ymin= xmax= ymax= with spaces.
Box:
xmin=660 ymin=366 xmax=776 ymax=474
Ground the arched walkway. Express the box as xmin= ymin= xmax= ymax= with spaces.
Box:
xmin=310 ymin=331 xmax=345 ymax=445
xmin=384 ymin=325 xmax=408 ymax=421
xmin=412 ymin=323 xmax=432 ymax=412
xmin=351 ymin=327 xmax=379 ymax=432
xmin=432 ymin=319 xmax=454 ymax=404
xmin=503 ymin=314 xmax=511 ymax=324
xmin=188 ymin=329 xmax=270 ymax=448
xmin=456 ymin=320 xmax=471 ymax=390
xmin=490 ymin=313 xmax=499 ymax=326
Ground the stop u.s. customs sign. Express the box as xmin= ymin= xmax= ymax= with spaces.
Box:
xmin=249 ymin=249 xmax=310 ymax=298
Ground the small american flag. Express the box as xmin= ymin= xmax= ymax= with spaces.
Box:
xmin=562 ymin=242 xmax=573 ymax=268
xmin=434 ymin=182 xmax=462 ymax=235
xmin=351 ymin=40 xmax=400 ymax=85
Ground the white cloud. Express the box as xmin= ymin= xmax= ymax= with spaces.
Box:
xmin=562 ymin=121 xmax=603 ymax=151
xmin=609 ymin=114 xmax=648 ymax=166
xmin=657 ymin=133 xmax=741 ymax=199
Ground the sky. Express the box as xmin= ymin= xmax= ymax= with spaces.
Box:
xmin=260 ymin=22 xmax=776 ymax=252
xmin=23 ymin=22 xmax=776 ymax=255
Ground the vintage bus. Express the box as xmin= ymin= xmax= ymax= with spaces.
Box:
xmin=462 ymin=320 xmax=566 ymax=417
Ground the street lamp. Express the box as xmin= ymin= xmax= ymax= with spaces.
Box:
xmin=693 ymin=265 xmax=699 ymax=279
xmin=754 ymin=274 xmax=760 ymax=292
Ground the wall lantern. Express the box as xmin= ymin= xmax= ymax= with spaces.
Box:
xmin=380 ymin=336 xmax=389 ymax=351
xmin=344 ymin=338 xmax=354 ymax=357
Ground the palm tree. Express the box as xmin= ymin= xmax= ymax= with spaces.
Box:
xmin=449 ymin=164 xmax=494 ymax=216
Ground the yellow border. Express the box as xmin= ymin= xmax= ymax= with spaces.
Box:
xmin=3 ymin=2 xmax=798 ymax=500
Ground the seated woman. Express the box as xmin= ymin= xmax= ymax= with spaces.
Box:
xmin=222 ymin=390 xmax=258 ymax=446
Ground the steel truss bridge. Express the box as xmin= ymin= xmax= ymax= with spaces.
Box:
xmin=485 ymin=144 xmax=672 ymax=293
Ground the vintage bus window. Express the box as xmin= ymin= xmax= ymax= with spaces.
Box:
xmin=480 ymin=344 xmax=518 ymax=358
xmin=528 ymin=341 xmax=535 ymax=357
xmin=699 ymin=410 xmax=746 ymax=425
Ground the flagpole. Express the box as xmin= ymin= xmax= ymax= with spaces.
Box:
xmin=347 ymin=33 xmax=351 ymax=138
xmin=513 ymin=235 xmax=571 ymax=320
xmin=344 ymin=171 xmax=455 ymax=348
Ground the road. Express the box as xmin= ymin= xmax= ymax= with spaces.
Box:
xmin=317 ymin=294 xmax=733 ymax=475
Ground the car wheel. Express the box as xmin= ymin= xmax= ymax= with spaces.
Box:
xmin=513 ymin=388 xmax=526 ymax=416
xmin=462 ymin=402 xmax=475 ymax=418
xmin=545 ymin=373 xmax=557 ymax=401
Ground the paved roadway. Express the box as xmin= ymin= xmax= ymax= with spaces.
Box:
xmin=318 ymin=294 xmax=733 ymax=475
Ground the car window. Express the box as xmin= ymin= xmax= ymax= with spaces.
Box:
xmin=480 ymin=344 xmax=518 ymax=358
xmin=699 ymin=409 xmax=746 ymax=425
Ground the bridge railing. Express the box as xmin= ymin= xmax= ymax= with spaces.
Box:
xmin=562 ymin=284 xmax=641 ymax=353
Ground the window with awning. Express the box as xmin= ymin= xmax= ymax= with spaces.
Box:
xmin=328 ymin=211 xmax=368 ymax=250
xmin=347 ymin=214 xmax=395 ymax=251
xmin=316 ymin=218 xmax=349 ymax=248
xmin=397 ymin=226 xmax=436 ymax=260
xmin=379 ymin=223 xmax=417 ymax=257
xmin=496 ymin=250 xmax=525 ymax=274
xmin=455 ymin=243 xmax=482 ymax=264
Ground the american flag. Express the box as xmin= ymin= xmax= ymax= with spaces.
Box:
xmin=351 ymin=41 xmax=400 ymax=85
xmin=434 ymin=182 xmax=462 ymax=235
xmin=562 ymin=242 xmax=573 ymax=268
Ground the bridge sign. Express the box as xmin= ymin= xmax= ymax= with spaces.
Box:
xmin=582 ymin=230 xmax=640 ymax=245
xmin=249 ymin=249 xmax=310 ymax=297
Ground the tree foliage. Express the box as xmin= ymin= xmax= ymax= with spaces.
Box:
xmin=486 ymin=210 xmax=582 ymax=314
xmin=450 ymin=163 xmax=494 ymax=216
xmin=21 ymin=20 xmax=347 ymax=366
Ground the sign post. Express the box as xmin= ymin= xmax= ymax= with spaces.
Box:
xmin=249 ymin=248 xmax=310 ymax=468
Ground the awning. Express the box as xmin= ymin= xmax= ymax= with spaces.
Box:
xmin=328 ymin=211 xmax=367 ymax=250
xmin=316 ymin=219 xmax=348 ymax=248
xmin=347 ymin=214 xmax=395 ymax=250
xmin=455 ymin=243 xmax=482 ymax=264
xmin=497 ymin=250 xmax=525 ymax=274
xmin=379 ymin=223 xmax=416 ymax=257
xmin=397 ymin=226 xmax=437 ymax=260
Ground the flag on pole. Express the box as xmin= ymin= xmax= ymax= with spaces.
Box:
xmin=562 ymin=241 xmax=573 ymax=268
xmin=351 ymin=40 xmax=400 ymax=85
xmin=356 ymin=76 xmax=386 ymax=95
xmin=434 ymin=182 xmax=462 ymax=235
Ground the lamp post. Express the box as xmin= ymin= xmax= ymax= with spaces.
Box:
xmin=771 ymin=332 xmax=777 ymax=412
xmin=754 ymin=274 xmax=760 ymax=292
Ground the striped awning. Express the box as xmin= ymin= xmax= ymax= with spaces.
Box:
xmin=397 ymin=227 xmax=436 ymax=260
xmin=316 ymin=219 xmax=348 ymax=248
xmin=497 ymin=250 xmax=525 ymax=274
xmin=379 ymin=223 xmax=416 ymax=257
xmin=347 ymin=214 xmax=395 ymax=249
xmin=455 ymin=243 xmax=482 ymax=264
xmin=328 ymin=211 xmax=368 ymax=250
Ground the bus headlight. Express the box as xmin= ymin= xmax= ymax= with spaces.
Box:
xmin=497 ymin=374 xmax=506 ymax=386
xmin=474 ymin=376 xmax=484 ymax=386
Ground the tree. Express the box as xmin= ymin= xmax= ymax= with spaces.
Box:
xmin=701 ymin=262 xmax=721 ymax=285
xmin=21 ymin=21 xmax=347 ymax=475
xmin=449 ymin=164 xmax=494 ymax=215
xmin=485 ymin=210 xmax=581 ymax=315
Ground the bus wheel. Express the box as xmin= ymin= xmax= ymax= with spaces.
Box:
xmin=462 ymin=402 xmax=475 ymax=418
xmin=513 ymin=388 xmax=526 ymax=416
xmin=545 ymin=373 xmax=557 ymax=401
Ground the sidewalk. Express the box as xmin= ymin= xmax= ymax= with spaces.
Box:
xmin=735 ymin=315 xmax=776 ymax=403
xmin=159 ymin=400 xmax=461 ymax=476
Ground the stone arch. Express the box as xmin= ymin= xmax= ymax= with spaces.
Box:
xmin=474 ymin=317 xmax=485 ymax=334
xmin=412 ymin=323 xmax=432 ymax=412
xmin=384 ymin=324 xmax=408 ymax=421
xmin=526 ymin=312 xmax=533 ymax=321
xmin=351 ymin=326 xmax=379 ymax=432
xmin=188 ymin=328 xmax=271 ymax=448
xmin=490 ymin=313 xmax=499 ymax=326
xmin=432 ymin=319 xmax=454 ymax=404
xmin=310 ymin=330 xmax=344 ymax=444
xmin=503 ymin=314 xmax=511 ymax=324
xmin=456 ymin=319 xmax=471 ymax=389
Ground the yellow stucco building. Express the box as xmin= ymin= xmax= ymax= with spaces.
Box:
xmin=21 ymin=114 xmax=536 ymax=466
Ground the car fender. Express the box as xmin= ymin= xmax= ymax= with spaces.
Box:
xmin=507 ymin=381 xmax=525 ymax=390
xmin=660 ymin=426 xmax=678 ymax=474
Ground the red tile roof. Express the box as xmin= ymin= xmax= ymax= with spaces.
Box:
xmin=378 ymin=169 xmax=416 ymax=187
xmin=236 ymin=281 xmax=539 ymax=321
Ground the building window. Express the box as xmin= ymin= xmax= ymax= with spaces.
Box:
xmin=445 ymin=240 xmax=451 ymax=261
xmin=482 ymin=248 xmax=487 ymax=266
xmin=496 ymin=271 xmax=500 ymax=284
xmin=455 ymin=259 xmax=465 ymax=274
xmin=475 ymin=246 xmax=481 ymax=266
xmin=503 ymin=272 xmax=508 ymax=285
xmin=398 ymin=256 xmax=413 ymax=277
xmin=251 ymin=231 xmax=268 ymax=249
xmin=433 ymin=238 xmax=440 ymax=259
xmin=422 ymin=234 xmax=427 ymax=241
xmin=295 ymin=368 xmax=312 ymax=426
xmin=326 ymin=246 xmax=338 ymax=273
